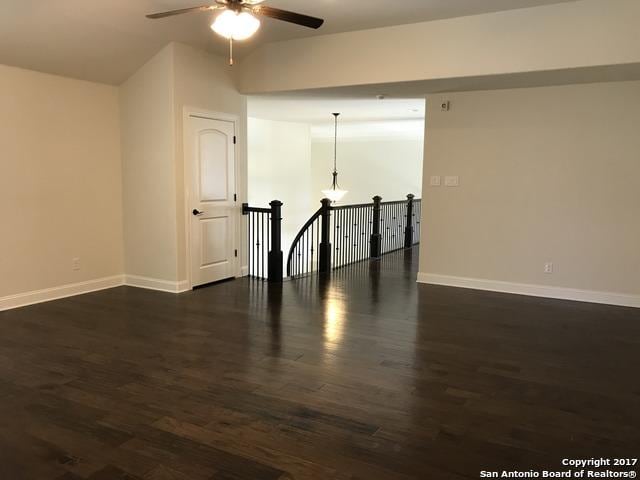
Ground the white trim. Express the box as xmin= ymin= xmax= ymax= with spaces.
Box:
xmin=417 ymin=273 xmax=640 ymax=309
xmin=240 ymin=265 xmax=249 ymax=277
xmin=0 ymin=275 xmax=125 ymax=312
xmin=185 ymin=107 xmax=238 ymax=124
xmin=0 ymin=274 xmax=196 ymax=312
xmin=124 ymin=275 xmax=190 ymax=294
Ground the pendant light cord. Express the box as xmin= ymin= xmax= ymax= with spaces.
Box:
xmin=332 ymin=113 xmax=340 ymax=189
xmin=333 ymin=113 xmax=338 ymax=173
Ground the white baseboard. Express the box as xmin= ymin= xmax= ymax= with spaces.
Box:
xmin=0 ymin=275 xmax=125 ymax=312
xmin=417 ymin=273 xmax=640 ymax=309
xmin=0 ymin=274 xmax=194 ymax=312
xmin=124 ymin=275 xmax=191 ymax=293
xmin=240 ymin=265 xmax=249 ymax=277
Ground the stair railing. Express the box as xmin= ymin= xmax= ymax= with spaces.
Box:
xmin=285 ymin=199 xmax=332 ymax=278
xmin=242 ymin=200 xmax=283 ymax=282
xmin=286 ymin=194 xmax=421 ymax=278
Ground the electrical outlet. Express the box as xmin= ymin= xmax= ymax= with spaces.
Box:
xmin=544 ymin=262 xmax=553 ymax=274
xmin=72 ymin=257 xmax=81 ymax=271
xmin=430 ymin=175 xmax=441 ymax=186
xmin=444 ymin=176 xmax=459 ymax=187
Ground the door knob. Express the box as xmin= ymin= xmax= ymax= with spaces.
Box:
xmin=192 ymin=209 xmax=205 ymax=216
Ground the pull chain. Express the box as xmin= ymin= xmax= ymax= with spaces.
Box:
xmin=228 ymin=38 xmax=234 ymax=66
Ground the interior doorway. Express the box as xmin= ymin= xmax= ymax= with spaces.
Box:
xmin=185 ymin=113 xmax=238 ymax=287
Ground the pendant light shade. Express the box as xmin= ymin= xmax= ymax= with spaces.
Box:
xmin=322 ymin=185 xmax=348 ymax=203
xmin=321 ymin=113 xmax=347 ymax=203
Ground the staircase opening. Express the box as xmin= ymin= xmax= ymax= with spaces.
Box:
xmin=245 ymin=92 xmax=425 ymax=282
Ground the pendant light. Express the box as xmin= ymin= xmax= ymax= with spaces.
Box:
xmin=321 ymin=113 xmax=348 ymax=203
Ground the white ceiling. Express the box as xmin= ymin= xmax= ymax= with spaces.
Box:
xmin=249 ymin=95 xmax=425 ymax=125
xmin=0 ymin=0 xmax=577 ymax=85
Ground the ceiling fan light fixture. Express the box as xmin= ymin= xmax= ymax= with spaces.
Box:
xmin=211 ymin=10 xmax=261 ymax=40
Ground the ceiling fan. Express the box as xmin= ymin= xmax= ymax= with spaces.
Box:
xmin=146 ymin=0 xmax=325 ymax=65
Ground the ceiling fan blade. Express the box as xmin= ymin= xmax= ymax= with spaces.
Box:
xmin=146 ymin=5 xmax=218 ymax=19
xmin=251 ymin=5 xmax=324 ymax=29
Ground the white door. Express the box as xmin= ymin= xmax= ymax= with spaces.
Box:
xmin=186 ymin=115 xmax=237 ymax=287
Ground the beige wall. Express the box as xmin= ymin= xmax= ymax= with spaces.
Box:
xmin=239 ymin=0 xmax=640 ymax=94
xmin=119 ymin=45 xmax=178 ymax=282
xmin=1 ymin=41 xmax=246 ymax=305
xmin=0 ymin=64 xmax=123 ymax=298
xmin=419 ymin=81 xmax=640 ymax=303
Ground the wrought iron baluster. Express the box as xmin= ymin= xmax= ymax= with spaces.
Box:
xmin=357 ymin=207 xmax=361 ymax=262
xmin=360 ymin=206 xmax=365 ymax=261
xmin=351 ymin=207 xmax=355 ymax=263
xmin=344 ymin=207 xmax=348 ymax=267
xmin=347 ymin=207 xmax=352 ymax=266
xmin=284 ymin=195 xmax=420 ymax=279
xmin=259 ymin=212 xmax=262 ymax=275
xmin=316 ymin=218 xmax=320 ymax=272
xmin=356 ymin=207 xmax=361 ymax=261
xmin=332 ymin=209 xmax=337 ymax=268
xmin=384 ymin=204 xmax=388 ymax=253
xmin=253 ymin=212 xmax=257 ymax=275
xmin=341 ymin=213 xmax=344 ymax=268
xmin=338 ymin=209 xmax=343 ymax=268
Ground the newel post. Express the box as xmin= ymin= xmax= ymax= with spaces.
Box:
xmin=268 ymin=200 xmax=283 ymax=283
xmin=318 ymin=198 xmax=332 ymax=274
xmin=370 ymin=195 xmax=382 ymax=258
xmin=404 ymin=194 xmax=415 ymax=248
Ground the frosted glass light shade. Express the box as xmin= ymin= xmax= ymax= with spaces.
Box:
xmin=211 ymin=11 xmax=260 ymax=40
xmin=322 ymin=188 xmax=348 ymax=203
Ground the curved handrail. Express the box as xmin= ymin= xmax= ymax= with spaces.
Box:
xmin=286 ymin=206 xmax=323 ymax=277
xmin=331 ymin=202 xmax=374 ymax=210
xmin=286 ymin=195 xmax=422 ymax=278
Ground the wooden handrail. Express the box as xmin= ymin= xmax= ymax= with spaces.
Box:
xmin=286 ymin=205 xmax=323 ymax=277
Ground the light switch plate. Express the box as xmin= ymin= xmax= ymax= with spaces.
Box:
xmin=444 ymin=176 xmax=459 ymax=187
xmin=430 ymin=176 xmax=441 ymax=186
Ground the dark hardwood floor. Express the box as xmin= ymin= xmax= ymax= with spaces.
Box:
xmin=0 ymin=248 xmax=639 ymax=479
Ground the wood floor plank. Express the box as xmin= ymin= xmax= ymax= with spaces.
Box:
xmin=0 ymin=247 xmax=638 ymax=479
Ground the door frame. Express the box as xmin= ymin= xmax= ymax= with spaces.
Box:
xmin=183 ymin=107 xmax=242 ymax=290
